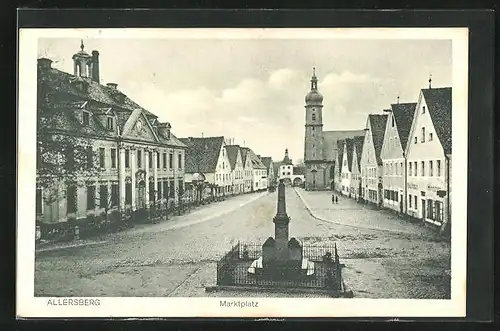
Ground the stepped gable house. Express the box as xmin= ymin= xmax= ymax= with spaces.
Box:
xmin=302 ymin=68 xmax=364 ymax=191
xmin=380 ymin=101 xmax=417 ymax=213
xmin=36 ymin=42 xmax=187 ymax=223
xmin=180 ymin=136 xmax=232 ymax=196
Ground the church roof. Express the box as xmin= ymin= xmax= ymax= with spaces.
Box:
xmin=368 ymin=114 xmax=388 ymax=165
xmin=422 ymin=87 xmax=452 ymax=155
xmin=179 ymin=136 xmax=224 ymax=173
xmin=391 ymin=102 xmax=417 ymax=150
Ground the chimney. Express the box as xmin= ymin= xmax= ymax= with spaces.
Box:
xmin=107 ymin=83 xmax=118 ymax=90
xmin=37 ymin=58 xmax=53 ymax=70
xmin=91 ymin=50 xmax=100 ymax=83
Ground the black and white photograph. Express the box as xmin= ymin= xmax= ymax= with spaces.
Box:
xmin=17 ymin=27 xmax=468 ymax=318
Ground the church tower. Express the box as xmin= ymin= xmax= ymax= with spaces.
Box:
xmin=304 ymin=68 xmax=325 ymax=189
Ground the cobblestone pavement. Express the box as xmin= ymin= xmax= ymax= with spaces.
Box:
xmin=35 ymin=187 xmax=450 ymax=299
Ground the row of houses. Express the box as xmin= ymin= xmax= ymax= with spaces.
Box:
xmin=35 ymin=42 xmax=275 ymax=224
xmin=333 ymin=84 xmax=452 ymax=228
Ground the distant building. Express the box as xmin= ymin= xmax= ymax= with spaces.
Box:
xmin=225 ymin=145 xmax=245 ymax=195
xmin=260 ymin=156 xmax=275 ymax=187
xmin=360 ymin=114 xmax=388 ymax=206
xmin=277 ymin=149 xmax=305 ymax=186
xmin=36 ymin=42 xmax=187 ymax=224
xmin=405 ymin=86 xmax=451 ymax=227
xmin=242 ymin=147 xmax=267 ymax=191
xmin=302 ymin=68 xmax=364 ymax=191
xmin=380 ymin=101 xmax=417 ymax=213
xmin=350 ymin=136 xmax=364 ymax=200
xmin=240 ymin=147 xmax=254 ymax=193
xmin=180 ymin=136 xmax=232 ymax=197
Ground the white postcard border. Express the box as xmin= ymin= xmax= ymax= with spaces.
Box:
xmin=17 ymin=27 xmax=468 ymax=318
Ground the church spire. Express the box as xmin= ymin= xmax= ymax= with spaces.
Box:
xmin=310 ymin=67 xmax=318 ymax=91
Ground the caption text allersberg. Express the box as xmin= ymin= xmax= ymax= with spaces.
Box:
xmin=47 ymin=298 xmax=101 ymax=306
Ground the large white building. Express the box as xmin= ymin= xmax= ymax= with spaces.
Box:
xmin=36 ymin=43 xmax=187 ymax=224
xmin=380 ymin=101 xmax=417 ymax=213
xmin=277 ymin=149 xmax=305 ymax=186
xmin=405 ymin=86 xmax=452 ymax=227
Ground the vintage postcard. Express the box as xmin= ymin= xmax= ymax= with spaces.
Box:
xmin=17 ymin=27 xmax=468 ymax=318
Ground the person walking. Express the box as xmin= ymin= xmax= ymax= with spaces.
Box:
xmin=331 ymin=194 xmax=335 ymax=204
xmin=335 ymin=196 xmax=338 ymax=204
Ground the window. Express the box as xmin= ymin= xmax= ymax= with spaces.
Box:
xmin=169 ymin=153 xmax=173 ymax=169
xmin=422 ymin=106 xmax=426 ymax=114
xmin=437 ymin=160 xmax=442 ymax=176
xmin=99 ymin=148 xmax=105 ymax=168
xmin=157 ymin=152 xmax=161 ymax=168
xmin=86 ymin=184 xmax=96 ymax=210
xmin=82 ymin=111 xmax=90 ymax=125
xmin=282 ymin=172 xmax=285 ymax=176
xmin=110 ymin=148 xmax=117 ymax=168
xmin=125 ymin=183 xmax=132 ymax=205
xmin=137 ymin=150 xmax=142 ymax=168
xmin=125 ymin=149 xmax=130 ymax=168
xmin=36 ymin=188 xmax=43 ymax=214
xmin=148 ymin=151 xmax=153 ymax=168
xmin=86 ymin=147 xmax=93 ymax=168
xmin=429 ymin=161 xmax=433 ymax=176
xmin=414 ymin=136 xmax=417 ymax=144
xmin=400 ymin=162 xmax=403 ymax=175
xmin=107 ymin=117 xmax=114 ymax=130
xmin=66 ymin=184 xmax=77 ymax=214
xmin=414 ymin=162 xmax=417 ymax=176
xmin=421 ymin=161 xmax=425 ymax=176
xmin=391 ymin=116 xmax=395 ymax=127
xmin=429 ymin=132 xmax=433 ymax=141
xmin=169 ymin=180 xmax=175 ymax=197
xmin=409 ymin=194 xmax=412 ymax=208
xmin=162 ymin=181 xmax=168 ymax=199
xmin=163 ymin=153 xmax=167 ymax=169
xmin=421 ymin=127 xmax=426 ymax=143
xmin=99 ymin=184 xmax=108 ymax=208
xmin=414 ymin=195 xmax=418 ymax=210
xmin=312 ymin=114 xmax=316 ymax=121
xmin=111 ymin=184 xmax=118 ymax=207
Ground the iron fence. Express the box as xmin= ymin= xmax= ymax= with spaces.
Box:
xmin=237 ymin=242 xmax=339 ymax=262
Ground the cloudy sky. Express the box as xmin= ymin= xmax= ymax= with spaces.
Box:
xmin=38 ymin=37 xmax=452 ymax=162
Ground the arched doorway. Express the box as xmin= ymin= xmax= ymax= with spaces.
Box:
xmin=137 ymin=180 xmax=146 ymax=210
xmin=293 ymin=177 xmax=303 ymax=186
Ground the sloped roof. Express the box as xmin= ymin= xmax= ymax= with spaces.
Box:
xmin=323 ymin=130 xmax=365 ymax=160
xmin=37 ymin=62 xmax=186 ymax=148
xmin=293 ymin=166 xmax=305 ymax=175
xmin=391 ymin=102 xmax=417 ymax=150
xmin=179 ymin=136 xmax=224 ymax=173
xmin=368 ymin=114 xmax=388 ymax=165
xmin=337 ymin=139 xmax=345 ymax=171
xmin=225 ymin=145 xmax=241 ymax=170
xmin=353 ymin=135 xmax=364 ymax=170
xmin=260 ymin=157 xmax=273 ymax=169
xmin=240 ymin=147 xmax=250 ymax=167
xmin=247 ymin=148 xmax=266 ymax=169
xmin=422 ymin=87 xmax=452 ymax=155
xmin=345 ymin=138 xmax=354 ymax=172
xmin=282 ymin=150 xmax=293 ymax=165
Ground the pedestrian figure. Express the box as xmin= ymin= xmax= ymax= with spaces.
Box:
xmin=335 ymin=196 xmax=338 ymax=204
xmin=331 ymin=194 xmax=335 ymax=204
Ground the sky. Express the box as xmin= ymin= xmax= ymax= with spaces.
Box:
xmin=38 ymin=37 xmax=452 ymax=162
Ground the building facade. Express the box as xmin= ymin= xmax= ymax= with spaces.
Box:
xmin=405 ymin=87 xmax=452 ymax=227
xmin=380 ymin=102 xmax=417 ymax=213
xmin=340 ymin=139 xmax=352 ymax=196
xmin=240 ymin=147 xmax=254 ymax=192
xmin=350 ymin=136 xmax=364 ymax=200
xmin=303 ymin=68 xmax=365 ymax=191
xmin=180 ymin=136 xmax=232 ymax=196
xmin=360 ymin=114 xmax=388 ymax=206
xmin=225 ymin=145 xmax=245 ymax=194
xmin=260 ymin=157 xmax=275 ymax=187
xmin=245 ymin=148 xmax=268 ymax=191
xmin=36 ymin=43 xmax=187 ymax=224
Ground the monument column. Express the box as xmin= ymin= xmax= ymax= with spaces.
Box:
xmin=273 ymin=180 xmax=290 ymax=261
xmin=130 ymin=146 xmax=136 ymax=210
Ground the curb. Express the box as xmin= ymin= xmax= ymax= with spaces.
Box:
xmin=293 ymin=188 xmax=412 ymax=235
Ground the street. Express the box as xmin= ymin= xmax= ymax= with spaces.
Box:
xmin=35 ymin=188 xmax=450 ymax=299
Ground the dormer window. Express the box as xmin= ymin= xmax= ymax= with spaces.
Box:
xmin=82 ymin=110 xmax=90 ymax=126
xmin=107 ymin=116 xmax=114 ymax=130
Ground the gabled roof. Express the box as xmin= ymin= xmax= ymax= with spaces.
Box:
xmin=368 ymin=114 xmax=388 ymax=165
xmin=179 ymin=136 xmax=224 ymax=173
xmin=323 ymin=130 xmax=365 ymax=160
xmin=260 ymin=157 xmax=273 ymax=169
xmin=247 ymin=148 xmax=266 ymax=169
xmin=345 ymin=138 xmax=354 ymax=172
xmin=37 ymin=62 xmax=186 ymax=148
xmin=391 ymin=102 xmax=417 ymax=150
xmin=337 ymin=139 xmax=345 ymax=170
xmin=240 ymin=147 xmax=250 ymax=167
xmin=353 ymin=135 xmax=364 ymax=170
xmin=422 ymin=87 xmax=452 ymax=155
xmin=225 ymin=145 xmax=241 ymax=170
